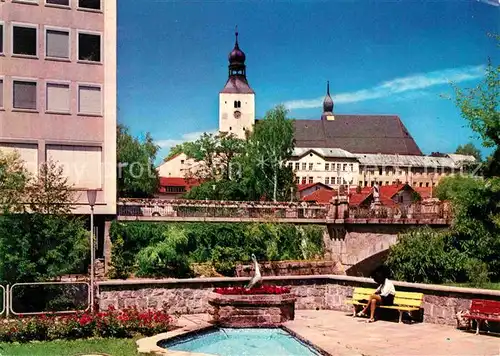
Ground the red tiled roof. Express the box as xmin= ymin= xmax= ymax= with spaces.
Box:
xmin=302 ymin=189 xmax=334 ymax=204
xmin=379 ymin=184 xmax=407 ymax=199
xmin=158 ymin=177 xmax=200 ymax=193
xmin=349 ymin=192 xmax=372 ymax=206
xmin=414 ymin=187 xmax=433 ymax=199
xmin=297 ymin=182 xmax=333 ymax=192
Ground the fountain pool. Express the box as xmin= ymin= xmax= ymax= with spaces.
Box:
xmin=159 ymin=327 xmax=323 ymax=356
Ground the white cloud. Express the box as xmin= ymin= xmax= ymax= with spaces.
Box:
xmin=283 ymin=65 xmax=486 ymax=110
xmin=157 ymin=129 xmax=218 ymax=149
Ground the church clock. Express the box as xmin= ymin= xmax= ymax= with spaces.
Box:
xmin=233 ymin=110 xmax=241 ymax=119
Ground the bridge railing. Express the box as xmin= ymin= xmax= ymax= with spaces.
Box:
xmin=118 ymin=199 xmax=329 ymax=220
xmin=348 ymin=200 xmax=451 ymax=220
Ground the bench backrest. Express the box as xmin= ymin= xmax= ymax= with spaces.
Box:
xmin=351 ymin=287 xmax=424 ymax=308
xmin=470 ymin=299 xmax=500 ymax=316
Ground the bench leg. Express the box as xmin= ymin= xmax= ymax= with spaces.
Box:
xmin=352 ymin=305 xmax=357 ymax=317
xmin=398 ymin=310 xmax=403 ymax=323
xmin=475 ymin=319 xmax=482 ymax=335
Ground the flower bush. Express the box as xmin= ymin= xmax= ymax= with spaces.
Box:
xmin=0 ymin=305 xmax=173 ymax=343
xmin=213 ymin=285 xmax=291 ymax=295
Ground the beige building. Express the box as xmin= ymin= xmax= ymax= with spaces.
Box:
xmin=157 ymin=153 xmax=199 ymax=178
xmin=0 ymin=0 xmax=117 ymax=216
xmin=288 ymin=148 xmax=359 ymax=188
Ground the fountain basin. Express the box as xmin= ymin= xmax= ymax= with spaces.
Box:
xmin=208 ymin=291 xmax=296 ymax=327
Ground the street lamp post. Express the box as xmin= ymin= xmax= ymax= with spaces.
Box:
xmin=86 ymin=190 xmax=97 ymax=313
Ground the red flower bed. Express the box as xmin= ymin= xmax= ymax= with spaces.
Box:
xmin=214 ymin=285 xmax=291 ymax=295
xmin=0 ymin=305 xmax=174 ymax=343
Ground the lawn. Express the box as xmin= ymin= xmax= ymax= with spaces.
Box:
xmin=0 ymin=337 xmax=140 ymax=356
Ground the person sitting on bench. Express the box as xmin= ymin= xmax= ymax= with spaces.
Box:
xmin=357 ymin=269 xmax=396 ymax=323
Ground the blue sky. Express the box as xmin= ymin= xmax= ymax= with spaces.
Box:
xmin=117 ymin=0 xmax=500 ymax=161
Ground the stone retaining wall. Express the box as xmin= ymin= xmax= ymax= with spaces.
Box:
xmin=97 ymin=275 xmax=500 ymax=326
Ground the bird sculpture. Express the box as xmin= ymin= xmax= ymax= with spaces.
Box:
xmin=246 ymin=253 xmax=262 ymax=289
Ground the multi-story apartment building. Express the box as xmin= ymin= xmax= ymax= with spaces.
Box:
xmin=289 ymin=148 xmax=475 ymax=189
xmin=0 ymin=0 xmax=117 ymax=219
xmin=287 ymin=148 xmax=360 ymax=187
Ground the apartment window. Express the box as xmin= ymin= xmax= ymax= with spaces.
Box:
xmin=325 ymin=163 xmax=329 ymax=171
xmin=46 ymin=0 xmax=70 ymax=6
xmin=343 ymin=164 xmax=347 ymax=171
xmin=325 ymin=177 xmax=329 ymax=185
xmin=364 ymin=181 xmax=368 ymax=187
xmin=331 ymin=177 xmax=335 ymax=184
xmin=296 ymin=177 xmax=300 ymax=184
xmin=349 ymin=163 xmax=354 ymax=172
xmin=301 ymin=177 xmax=306 ymax=184
xmin=294 ymin=163 xmax=299 ymax=171
xmin=419 ymin=182 xmax=423 ymax=187
xmin=0 ymin=23 xmax=3 ymax=54
xmin=308 ymin=177 xmax=313 ymax=184
xmin=78 ymin=32 xmax=101 ymax=62
xmin=79 ymin=0 xmax=100 ymax=10
xmin=385 ymin=181 xmax=389 ymax=185
xmin=78 ymin=85 xmax=101 ymax=115
xmin=13 ymin=24 xmax=38 ymax=56
xmin=46 ymin=29 xmax=70 ymax=59
xmin=288 ymin=162 xmax=292 ymax=169
xmin=301 ymin=163 xmax=306 ymax=170
xmin=338 ymin=177 xmax=343 ymax=185
xmin=308 ymin=163 xmax=313 ymax=171
xmin=336 ymin=164 xmax=341 ymax=171
xmin=46 ymin=83 xmax=70 ymax=113
xmin=426 ymin=182 xmax=429 ymax=187
xmin=378 ymin=167 xmax=383 ymax=175
xmin=13 ymin=80 xmax=37 ymax=110
xmin=0 ymin=80 xmax=3 ymax=109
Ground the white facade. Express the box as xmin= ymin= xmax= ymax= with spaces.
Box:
xmin=288 ymin=148 xmax=359 ymax=188
xmin=219 ymin=93 xmax=255 ymax=139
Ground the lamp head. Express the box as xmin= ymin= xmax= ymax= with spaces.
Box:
xmin=87 ymin=190 xmax=97 ymax=206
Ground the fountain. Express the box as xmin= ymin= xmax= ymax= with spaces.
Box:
xmin=208 ymin=254 xmax=296 ymax=327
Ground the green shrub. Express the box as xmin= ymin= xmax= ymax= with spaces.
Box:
xmin=135 ymin=227 xmax=192 ymax=278
xmin=109 ymin=222 xmax=325 ymax=278
xmin=0 ymin=214 xmax=89 ymax=284
xmin=385 ymin=227 xmax=467 ymax=284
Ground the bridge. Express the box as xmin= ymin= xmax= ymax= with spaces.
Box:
xmin=110 ymin=198 xmax=452 ymax=277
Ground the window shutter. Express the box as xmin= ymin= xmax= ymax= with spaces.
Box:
xmin=14 ymin=81 xmax=37 ymax=110
xmin=78 ymin=86 xmax=101 ymax=115
xmin=47 ymin=83 xmax=70 ymax=112
xmin=46 ymin=30 xmax=69 ymax=58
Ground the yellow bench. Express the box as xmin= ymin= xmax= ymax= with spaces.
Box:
xmin=345 ymin=287 xmax=424 ymax=323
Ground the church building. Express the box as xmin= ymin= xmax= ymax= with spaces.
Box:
xmin=157 ymin=31 xmax=475 ymax=194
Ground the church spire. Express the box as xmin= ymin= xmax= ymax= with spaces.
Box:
xmin=228 ymin=26 xmax=246 ymax=77
xmin=321 ymin=81 xmax=334 ymax=120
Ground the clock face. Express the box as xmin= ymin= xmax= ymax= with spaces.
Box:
xmin=234 ymin=110 xmax=241 ymax=119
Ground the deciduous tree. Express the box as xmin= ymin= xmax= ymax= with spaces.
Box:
xmin=117 ymin=124 xmax=159 ymax=198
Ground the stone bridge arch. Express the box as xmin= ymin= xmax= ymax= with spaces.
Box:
xmin=325 ymin=224 xmax=399 ymax=277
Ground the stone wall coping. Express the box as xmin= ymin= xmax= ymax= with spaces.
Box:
xmin=97 ymin=274 xmax=500 ymax=298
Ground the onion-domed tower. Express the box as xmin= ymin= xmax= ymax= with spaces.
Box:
xmin=321 ymin=81 xmax=335 ymax=121
xmin=219 ymin=28 xmax=255 ymax=139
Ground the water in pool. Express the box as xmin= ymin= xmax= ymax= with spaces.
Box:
xmin=161 ymin=328 xmax=321 ymax=356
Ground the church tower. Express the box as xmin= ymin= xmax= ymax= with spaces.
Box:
xmin=321 ymin=81 xmax=335 ymax=121
xmin=219 ymin=29 xmax=255 ymax=139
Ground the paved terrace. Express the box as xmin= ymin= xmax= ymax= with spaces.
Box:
xmin=117 ymin=198 xmax=452 ymax=225
xmin=140 ymin=311 xmax=500 ymax=356
xmin=138 ymin=310 xmax=500 ymax=356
